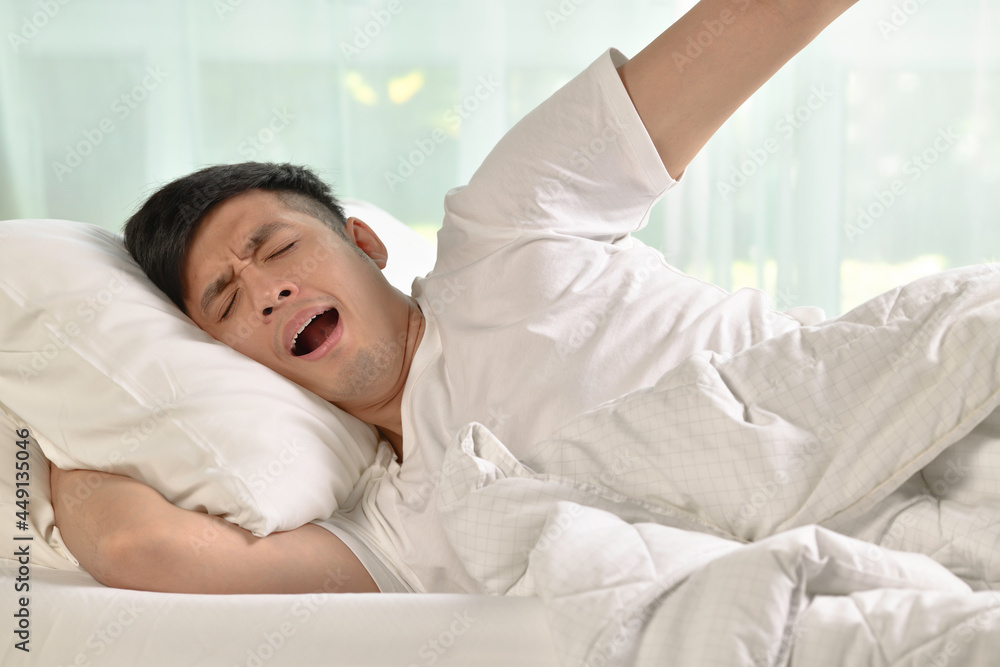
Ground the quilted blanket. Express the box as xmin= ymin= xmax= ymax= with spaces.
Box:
xmin=435 ymin=265 xmax=1000 ymax=665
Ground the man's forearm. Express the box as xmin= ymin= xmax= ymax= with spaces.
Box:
xmin=50 ymin=464 xmax=379 ymax=594
xmin=618 ymin=0 xmax=859 ymax=180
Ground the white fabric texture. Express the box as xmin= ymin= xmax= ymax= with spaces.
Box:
xmin=0 ymin=562 xmax=560 ymax=667
xmin=342 ymin=48 xmax=809 ymax=594
xmin=321 ymin=46 xmax=1000 ymax=662
xmin=522 ymin=504 xmax=1000 ymax=667
xmin=0 ymin=199 xmax=428 ymax=539
xmin=0 ymin=402 xmax=82 ymax=571
xmin=431 ymin=260 xmax=1000 ymax=664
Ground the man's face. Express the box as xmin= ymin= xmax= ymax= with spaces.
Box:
xmin=182 ymin=189 xmax=413 ymax=410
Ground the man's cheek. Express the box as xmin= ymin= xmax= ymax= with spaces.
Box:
xmin=219 ymin=315 xmax=267 ymax=351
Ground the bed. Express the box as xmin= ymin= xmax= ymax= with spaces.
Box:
xmin=0 ymin=562 xmax=559 ymax=666
xmin=4 ymin=202 xmax=1000 ymax=666
xmin=0 ymin=200 xmax=562 ymax=666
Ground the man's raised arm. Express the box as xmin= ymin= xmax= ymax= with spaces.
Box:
xmin=618 ymin=0 xmax=858 ymax=180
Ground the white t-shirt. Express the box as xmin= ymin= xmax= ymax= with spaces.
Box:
xmin=328 ymin=48 xmax=806 ymax=594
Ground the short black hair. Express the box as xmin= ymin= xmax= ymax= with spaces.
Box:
xmin=123 ymin=162 xmax=347 ymax=315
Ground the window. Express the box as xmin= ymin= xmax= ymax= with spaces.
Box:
xmin=2 ymin=0 xmax=996 ymax=315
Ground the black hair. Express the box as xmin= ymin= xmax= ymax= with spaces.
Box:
xmin=123 ymin=162 xmax=347 ymax=315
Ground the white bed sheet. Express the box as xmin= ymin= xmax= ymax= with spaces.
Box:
xmin=0 ymin=560 xmax=560 ymax=667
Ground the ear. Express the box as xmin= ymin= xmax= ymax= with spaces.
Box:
xmin=344 ymin=217 xmax=389 ymax=270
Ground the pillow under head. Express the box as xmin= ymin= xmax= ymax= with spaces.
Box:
xmin=0 ymin=201 xmax=426 ymax=536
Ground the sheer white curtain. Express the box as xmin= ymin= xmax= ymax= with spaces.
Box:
xmin=1 ymin=0 xmax=997 ymax=316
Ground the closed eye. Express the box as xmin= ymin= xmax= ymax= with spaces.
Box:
xmin=218 ymin=241 xmax=294 ymax=321
xmin=220 ymin=290 xmax=238 ymax=321
xmin=267 ymin=242 xmax=296 ymax=260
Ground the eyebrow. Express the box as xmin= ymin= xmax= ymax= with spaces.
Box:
xmin=199 ymin=221 xmax=293 ymax=316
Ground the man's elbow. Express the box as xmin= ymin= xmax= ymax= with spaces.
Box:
xmin=90 ymin=521 xmax=170 ymax=592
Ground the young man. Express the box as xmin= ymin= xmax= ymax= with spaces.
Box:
xmin=50 ymin=0 xmax=861 ymax=594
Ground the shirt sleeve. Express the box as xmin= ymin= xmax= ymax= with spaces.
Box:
xmin=433 ymin=48 xmax=678 ymax=274
xmin=311 ymin=515 xmax=413 ymax=593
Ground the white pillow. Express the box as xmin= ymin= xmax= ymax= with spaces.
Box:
xmin=0 ymin=199 xmax=434 ymax=537
xmin=0 ymin=401 xmax=83 ymax=571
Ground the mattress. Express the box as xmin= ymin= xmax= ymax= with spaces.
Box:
xmin=0 ymin=559 xmax=560 ymax=666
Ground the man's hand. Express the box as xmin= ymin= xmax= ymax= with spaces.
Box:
xmin=617 ymin=0 xmax=859 ymax=180
xmin=49 ymin=462 xmax=379 ymax=594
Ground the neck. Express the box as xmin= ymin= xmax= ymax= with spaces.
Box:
xmin=342 ymin=297 xmax=424 ymax=463
xmin=378 ymin=426 xmax=405 ymax=461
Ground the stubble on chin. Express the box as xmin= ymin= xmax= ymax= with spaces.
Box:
xmin=331 ymin=336 xmax=403 ymax=400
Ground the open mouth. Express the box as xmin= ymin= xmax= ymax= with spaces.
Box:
xmin=291 ymin=308 xmax=340 ymax=357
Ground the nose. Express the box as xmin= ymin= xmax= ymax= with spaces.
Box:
xmin=261 ymin=287 xmax=293 ymax=317
xmin=243 ymin=265 xmax=297 ymax=317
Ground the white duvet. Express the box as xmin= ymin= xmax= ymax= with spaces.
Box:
xmin=433 ymin=265 xmax=1000 ymax=666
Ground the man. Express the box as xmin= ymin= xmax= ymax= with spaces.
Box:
xmin=50 ymin=0 xmax=861 ymax=594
